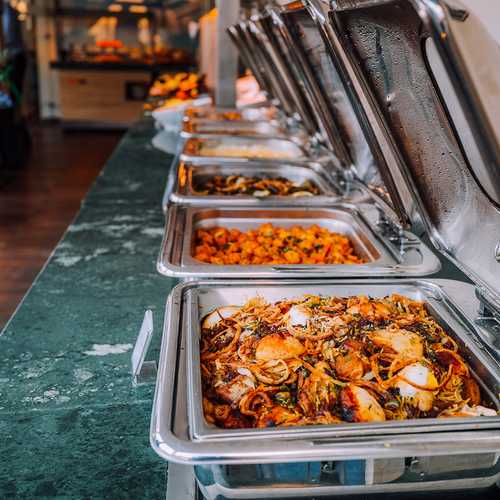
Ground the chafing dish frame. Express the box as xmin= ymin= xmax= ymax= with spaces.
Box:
xmin=168 ymin=160 xmax=347 ymax=208
xmin=158 ymin=204 xmax=440 ymax=279
xmin=150 ymin=278 xmax=500 ymax=466
xmin=179 ymin=136 xmax=333 ymax=166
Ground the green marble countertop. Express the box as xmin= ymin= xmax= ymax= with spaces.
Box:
xmin=1 ymin=120 xmax=176 ymax=498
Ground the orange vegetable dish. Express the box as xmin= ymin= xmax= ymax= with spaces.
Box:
xmin=200 ymin=294 xmax=497 ymax=429
xmin=193 ymin=223 xmax=365 ymax=265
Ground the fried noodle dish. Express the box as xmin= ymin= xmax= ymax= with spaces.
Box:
xmin=200 ymin=294 xmax=497 ymax=429
xmin=193 ymin=223 xmax=365 ymax=265
xmin=194 ymin=175 xmax=320 ymax=197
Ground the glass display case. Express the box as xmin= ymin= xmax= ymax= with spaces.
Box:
xmin=41 ymin=0 xmax=207 ymax=127
xmin=51 ymin=0 xmax=198 ymax=68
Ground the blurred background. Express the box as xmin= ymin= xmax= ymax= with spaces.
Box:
xmin=0 ymin=0 xmax=216 ymax=327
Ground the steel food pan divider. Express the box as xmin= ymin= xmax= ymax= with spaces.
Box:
xmin=151 ymin=278 xmax=500 ymax=467
xmin=158 ymin=204 xmax=441 ymax=279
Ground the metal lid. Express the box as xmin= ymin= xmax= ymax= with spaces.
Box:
xmin=242 ymin=13 xmax=323 ymax=138
xmin=270 ymin=1 xmax=417 ymax=227
xmin=236 ymin=20 xmax=296 ymax=118
xmin=326 ymin=0 xmax=500 ymax=308
xmin=226 ymin=23 xmax=273 ymax=102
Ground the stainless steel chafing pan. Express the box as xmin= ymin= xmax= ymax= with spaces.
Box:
xmin=184 ymin=105 xmax=279 ymax=122
xmin=169 ymin=160 xmax=344 ymax=207
xmin=180 ymin=119 xmax=300 ymax=141
xmin=182 ymin=119 xmax=281 ymax=137
xmin=150 ymin=278 xmax=500 ymax=466
xmin=185 ymin=280 xmax=500 ymax=442
xmin=158 ymin=205 xmax=440 ymax=278
xmin=180 ymin=136 xmax=332 ymax=166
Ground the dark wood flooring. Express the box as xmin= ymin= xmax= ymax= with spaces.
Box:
xmin=0 ymin=124 xmax=122 ymax=329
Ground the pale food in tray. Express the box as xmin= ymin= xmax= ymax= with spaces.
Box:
xmin=200 ymin=294 xmax=497 ymax=430
xmin=183 ymin=138 xmax=302 ymax=160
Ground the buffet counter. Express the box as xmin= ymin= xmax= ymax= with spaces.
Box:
xmin=0 ymin=120 xmax=173 ymax=497
xmin=0 ymin=119 xmax=492 ymax=498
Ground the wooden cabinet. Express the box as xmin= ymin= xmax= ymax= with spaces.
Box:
xmin=58 ymin=68 xmax=149 ymax=127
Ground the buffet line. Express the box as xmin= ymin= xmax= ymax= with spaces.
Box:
xmin=145 ymin=1 xmax=500 ymax=498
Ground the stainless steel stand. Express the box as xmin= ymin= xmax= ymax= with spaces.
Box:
xmin=166 ymin=463 xmax=199 ymax=500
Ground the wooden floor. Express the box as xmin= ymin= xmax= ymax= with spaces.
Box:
xmin=0 ymin=124 xmax=122 ymax=329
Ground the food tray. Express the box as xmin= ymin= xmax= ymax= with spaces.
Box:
xmin=168 ymin=160 xmax=344 ymax=207
xmin=180 ymin=118 xmax=295 ymax=140
xmin=150 ymin=279 xmax=500 ymax=465
xmin=186 ymin=281 xmax=500 ymax=441
xmin=158 ymin=205 xmax=441 ymax=278
xmin=184 ymin=105 xmax=278 ymax=122
xmin=180 ymin=137 xmax=321 ymax=165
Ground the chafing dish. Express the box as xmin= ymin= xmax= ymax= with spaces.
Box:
xmin=180 ymin=118 xmax=302 ymax=141
xmin=168 ymin=160 xmax=345 ymax=207
xmin=158 ymin=205 xmax=440 ymax=278
xmin=151 ymin=279 xmax=500 ymax=466
xmin=185 ymin=280 xmax=499 ymax=442
xmin=180 ymin=136 xmax=330 ymax=165
xmin=184 ymin=105 xmax=279 ymax=122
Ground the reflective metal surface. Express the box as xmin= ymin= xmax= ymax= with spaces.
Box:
xmin=186 ymin=280 xmax=499 ymax=442
xmin=239 ymin=20 xmax=298 ymax=122
xmin=184 ymin=105 xmax=279 ymax=122
xmin=249 ymin=14 xmax=320 ymax=139
xmin=169 ymin=160 xmax=344 ymax=207
xmin=278 ymin=2 xmax=373 ymax=179
xmin=181 ymin=119 xmax=285 ymax=139
xmin=150 ymin=279 xmax=500 ymax=465
xmin=227 ymin=23 xmax=274 ymax=102
xmin=180 ymin=136 xmax=319 ymax=164
xmin=327 ymin=0 xmax=500 ymax=309
xmin=158 ymin=205 xmax=441 ymax=278
xmin=195 ymin=461 xmax=499 ymax=499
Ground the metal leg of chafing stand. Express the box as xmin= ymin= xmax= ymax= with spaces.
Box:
xmin=166 ymin=463 xmax=199 ymax=500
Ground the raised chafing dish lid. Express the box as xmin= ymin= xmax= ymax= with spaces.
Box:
xmin=236 ymin=19 xmax=310 ymax=130
xmin=226 ymin=23 xmax=273 ymax=104
xmin=322 ymin=0 xmax=500 ymax=312
xmin=266 ymin=1 xmax=414 ymax=227
xmin=245 ymin=13 xmax=322 ymax=141
xmin=252 ymin=8 xmax=339 ymax=154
